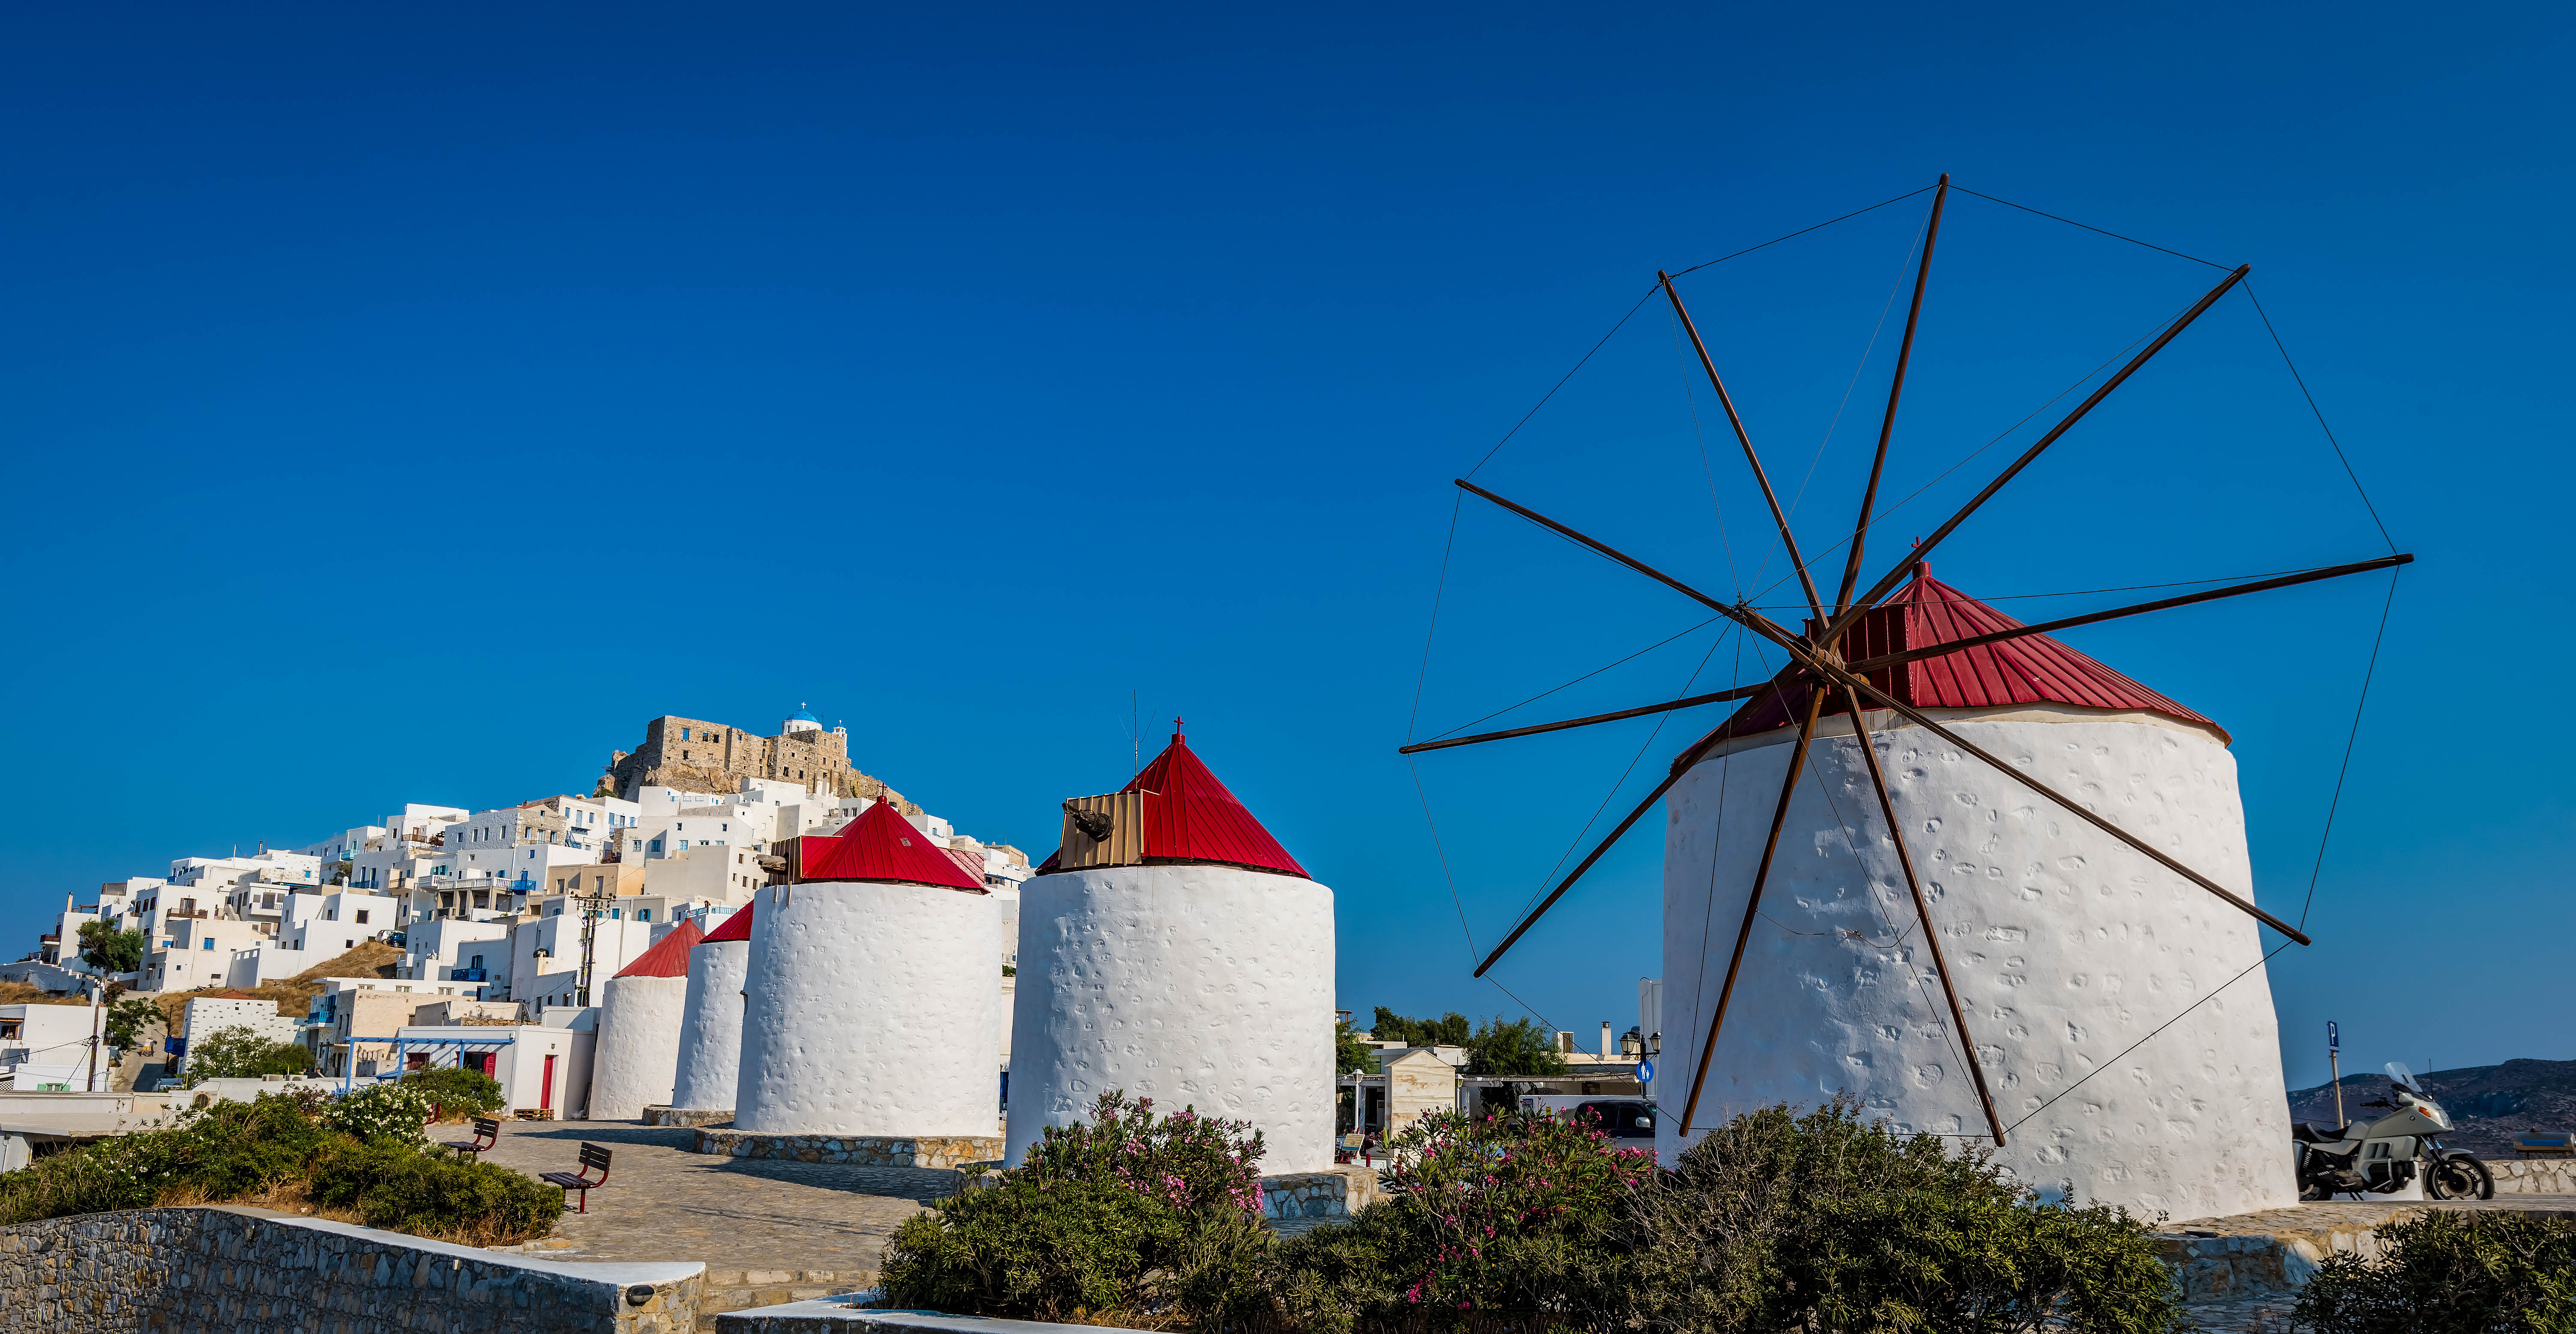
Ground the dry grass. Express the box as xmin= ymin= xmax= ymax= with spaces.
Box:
xmin=144 ymin=940 xmax=403 ymax=1020
xmin=153 ymin=1169 xmax=555 ymax=1248
xmin=0 ymin=981 xmax=87 ymax=1006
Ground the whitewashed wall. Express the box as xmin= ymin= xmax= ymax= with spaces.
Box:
xmin=1657 ymin=708 xmax=2298 ymax=1221
xmin=670 ymin=937 xmax=750 ymax=1112
xmin=1007 ymin=864 xmax=1336 ymax=1173
xmin=733 ymin=880 xmax=1001 ymax=1137
xmin=587 ymin=974 xmax=688 ymax=1120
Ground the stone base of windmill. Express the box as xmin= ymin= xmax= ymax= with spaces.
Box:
xmin=691 ymin=1126 xmax=1003 ymax=1169
xmin=642 ymin=1104 xmax=735 ymax=1128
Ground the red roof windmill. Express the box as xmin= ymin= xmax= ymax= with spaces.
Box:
xmin=1400 ymin=175 xmax=2409 ymax=1147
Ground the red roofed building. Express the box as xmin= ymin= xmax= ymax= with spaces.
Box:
xmin=1686 ymin=565 xmax=2226 ymax=765
xmin=698 ymin=902 xmax=754 ymax=943
xmin=797 ymin=801 xmax=986 ymax=892
xmin=610 ymin=918 xmax=703 ymax=979
xmin=1036 ymin=728 xmax=1309 ymax=879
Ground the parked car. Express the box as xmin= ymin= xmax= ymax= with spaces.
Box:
xmin=1574 ymin=1099 xmax=1657 ymax=1140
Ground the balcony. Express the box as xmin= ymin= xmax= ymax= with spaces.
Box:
xmin=451 ymin=969 xmax=488 ymax=982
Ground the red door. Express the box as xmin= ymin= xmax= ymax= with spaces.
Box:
xmin=540 ymin=1054 xmax=555 ymax=1112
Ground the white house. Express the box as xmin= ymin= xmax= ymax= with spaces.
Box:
xmin=176 ymin=995 xmax=299 ymax=1076
xmin=392 ymin=1024 xmax=593 ymax=1119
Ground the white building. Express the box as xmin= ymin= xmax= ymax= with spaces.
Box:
xmin=0 ymin=1004 xmax=101 ymax=1086
xmin=1005 ymin=730 xmax=1336 ymax=1173
xmin=733 ymin=799 xmax=1002 ymax=1142
xmin=176 ymin=995 xmax=299 ymax=1076
xmin=1654 ymin=572 xmax=2297 ymax=1220
xmin=391 ymin=1024 xmax=592 ymax=1118
xmin=586 ymin=921 xmax=703 ymax=1120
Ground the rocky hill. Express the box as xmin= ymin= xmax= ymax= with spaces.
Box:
xmin=2287 ymin=1058 xmax=2576 ymax=1158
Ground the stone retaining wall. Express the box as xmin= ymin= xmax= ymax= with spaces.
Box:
xmin=1257 ymin=1167 xmax=1377 ymax=1222
xmin=690 ymin=1130 xmax=999 ymax=1170
xmin=0 ymin=1205 xmax=704 ymax=1334
xmin=2491 ymin=1157 xmax=2576 ymax=1193
xmin=643 ymin=1107 xmax=735 ymax=1129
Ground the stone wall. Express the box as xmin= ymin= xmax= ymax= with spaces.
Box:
xmin=692 ymin=1128 xmax=1000 ymax=1170
xmin=0 ymin=1205 xmax=703 ymax=1334
xmin=1257 ymin=1167 xmax=1378 ymax=1222
xmin=606 ymin=716 xmax=898 ymax=805
xmin=2490 ymin=1156 xmax=2576 ymax=1193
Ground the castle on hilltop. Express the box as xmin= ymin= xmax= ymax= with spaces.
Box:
xmin=596 ymin=706 xmax=909 ymax=808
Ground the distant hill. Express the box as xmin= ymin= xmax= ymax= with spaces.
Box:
xmin=2287 ymin=1058 xmax=2576 ymax=1157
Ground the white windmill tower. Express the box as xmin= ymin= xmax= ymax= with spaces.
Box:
xmin=1400 ymin=175 xmax=2407 ymax=1221
xmin=1006 ymin=724 xmax=1337 ymax=1172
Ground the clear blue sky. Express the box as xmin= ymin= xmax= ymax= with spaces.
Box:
xmin=1 ymin=4 xmax=2564 ymax=1092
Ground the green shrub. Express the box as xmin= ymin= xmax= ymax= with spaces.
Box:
xmin=181 ymin=1024 xmax=313 ymax=1083
xmin=2292 ymin=1210 xmax=2576 ymax=1334
xmin=319 ymin=1082 xmax=435 ymax=1144
xmin=309 ymin=1143 xmax=562 ymax=1245
xmin=1017 ymin=1090 xmax=1267 ymax=1214
xmin=0 ymin=1089 xmax=552 ymax=1246
xmin=1596 ymin=1099 xmax=2184 ymax=1334
xmin=883 ymin=1091 xmax=1273 ymax=1324
xmin=400 ymin=1067 xmax=505 ymax=1119
xmin=1270 ymin=1107 xmax=1650 ymax=1332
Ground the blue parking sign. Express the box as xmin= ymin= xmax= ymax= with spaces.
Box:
xmin=2327 ymin=1021 xmax=2339 ymax=1052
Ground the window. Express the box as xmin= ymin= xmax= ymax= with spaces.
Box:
xmin=637 ymin=909 xmax=652 ymax=921
xmin=593 ymin=876 xmax=605 ymax=891
xmin=202 ymin=939 xmax=215 ymax=950
xmin=354 ymin=911 xmax=368 ymax=924
xmin=469 ymin=954 xmax=483 ymax=969
xmin=325 ymin=909 xmax=337 ymax=921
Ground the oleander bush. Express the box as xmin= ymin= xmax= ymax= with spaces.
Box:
xmin=887 ymin=1093 xmax=2186 ymax=1334
xmin=0 ymin=1089 xmax=558 ymax=1245
xmin=883 ymin=1091 xmax=1274 ymax=1325
xmin=319 ymin=1081 xmax=436 ymax=1144
xmin=2291 ymin=1209 xmax=2576 ymax=1334
xmin=399 ymin=1067 xmax=506 ymax=1120
xmin=1588 ymin=1098 xmax=2185 ymax=1334
xmin=1269 ymin=1107 xmax=1650 ymax=1333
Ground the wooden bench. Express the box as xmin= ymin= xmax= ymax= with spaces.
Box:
xmin=540 ymin=1143 xmax=612 ymax=1214
xmin=441 ymin=1117 xmax=500 ymax=1158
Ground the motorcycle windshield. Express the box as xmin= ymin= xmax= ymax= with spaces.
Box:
xmin=2385 ymin=1062 xmax=2423 ymax=1093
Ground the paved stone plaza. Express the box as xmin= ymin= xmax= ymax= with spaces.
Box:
xmin=471 ymin=1119 xmax=950 ymax=1321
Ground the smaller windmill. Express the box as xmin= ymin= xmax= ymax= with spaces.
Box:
xmin=1403 ymin=177 xmax=2403 ymax=1216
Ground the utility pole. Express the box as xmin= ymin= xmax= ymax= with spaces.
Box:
xmin=574 ymin=885 xmax=613 ymax=1007
xmin=85 ymin=980 xmax=102 ymax=1093
xmin=2328 ymin=1021 xmax=2343 ymax=1128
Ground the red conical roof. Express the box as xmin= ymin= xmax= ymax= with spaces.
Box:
xmin=798 ymin=799 xmax=987 ymax=891
xmin=1685 ymin=566 xmax=2226 ymax=767
xmin=698 ymin=903 xmax=754 ymax=943
xmin=1038 ymin=728 xmax=1308 ymax=878
xmin=612 ymin=918 xmax=704 ymax=979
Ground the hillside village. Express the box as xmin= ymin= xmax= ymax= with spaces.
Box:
xmin=0 ymin=707 xmax=1031 ymax=1101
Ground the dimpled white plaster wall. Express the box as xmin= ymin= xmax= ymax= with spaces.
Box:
xmin=1655 ymin=709 xmax=2298 ymax=1221
xmin=671 ymin=937 xmax=750 ymax=1112
xmin=733 ymin=880 xmax=1001 ymax=1137
xmin=588 ymin=974 xmax=689 ymax=1120
xmin=1005 ymin=864 xmax=1336 ymax=1173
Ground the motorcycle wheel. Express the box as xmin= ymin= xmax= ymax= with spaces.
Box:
xmin=2427 ymin=1153 xmax=2495 ymax=1201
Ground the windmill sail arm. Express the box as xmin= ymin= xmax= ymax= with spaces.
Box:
xmin=1821 ymin=263 xmax=2252 ymax=648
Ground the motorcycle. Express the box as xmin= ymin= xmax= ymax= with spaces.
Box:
xmin=2293 ymin=1061 xmax=2493 ymax=1200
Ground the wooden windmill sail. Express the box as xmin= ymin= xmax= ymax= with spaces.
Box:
xmin=1403 ymin=175 xmax=2408 ymax=1149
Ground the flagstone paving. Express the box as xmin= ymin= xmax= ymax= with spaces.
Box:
xmin=469 ymin=1119 xmax=948 ymax=1292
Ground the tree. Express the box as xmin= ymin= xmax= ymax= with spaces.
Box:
xmin=103 ymin=998 xmax=162 ymax=1050
xmin=77 ymin=921 xmax=144 ymax=974
xmin=1370 ymin=1006 xmax=1470 ymax=1048
xmin=1463 ymin=1015 xmax=1570 ymax=1079
xmin=1336 ymin=1017 xmax=1377 ymax=1075
xmin=182 ymin=1025 xmax=312 ymax=1083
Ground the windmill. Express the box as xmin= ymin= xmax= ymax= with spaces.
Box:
xmin=1402 ymin=176 xmax=2405 ymax=1217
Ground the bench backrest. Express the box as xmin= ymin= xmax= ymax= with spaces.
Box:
xmin=473 ymin=1118 xmax=501 ymax=1137
xmin=578 ymin=1143 xmax=613 ymax=1177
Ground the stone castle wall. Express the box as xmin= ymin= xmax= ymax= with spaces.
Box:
xmin=0 ymin=1205 xmax=703 ymax=1334
xmin=603 ymin=716 xmax=905 ymax=807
